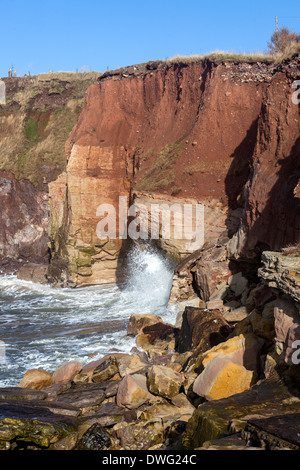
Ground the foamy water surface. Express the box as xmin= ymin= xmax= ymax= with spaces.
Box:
xmin=0 ymin=247 xmax=176 ymax=386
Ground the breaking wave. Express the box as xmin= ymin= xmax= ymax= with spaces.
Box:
xmin=0 ymin=246 xmax=176 ymax=386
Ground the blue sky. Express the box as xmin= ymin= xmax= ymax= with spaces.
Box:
xmin=1 ymin=0 xmax=299 ymax=77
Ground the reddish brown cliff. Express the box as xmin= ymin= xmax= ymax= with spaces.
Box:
xmin=228 ymin=59 xmax=300 ymax=260
xmin=48 ymin=56 xmax=300 ymax=286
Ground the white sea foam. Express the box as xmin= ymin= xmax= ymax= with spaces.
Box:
xmin=0 ymin=246 xmax=176 ymax=386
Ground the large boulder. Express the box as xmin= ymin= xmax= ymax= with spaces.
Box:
xmin=18 ymin=369 xmax=52 ymax=390
xmin=200 ymin=333 xmax=264 ymax=372
xmin=116 ymin=354 xmax=148 ymax=377
xmin=223 ymin=306 xmax=249 ymax=323
xmin=136 ymin=322 xmax=180 ymax=355
xmin=147 ymin=365 xmax=184 ymax=399
xmin=51 ymin=362 xmax=83 ymax=385
xmin=192 ymin=357 xmax=253 ymax=400
xmin=177 ymin=307 xmax=231 ymax=354
xmin=258 ymin=251 xmax=300 ymax=303
xmin=191 ymin=244 xmax=233 ymax=302
xmin=116 ymin=374 xmax=153 ymax=409
xmin=127 ymin=314 xmax=163 ymax=336
xmin=91 ymin=356 xmax=120 ymax=383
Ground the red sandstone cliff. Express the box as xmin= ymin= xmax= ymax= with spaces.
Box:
xmin=48 ymin=56 xmax=300 ymax=286
xmin=229 ymin=59 xmax=300 ymax=260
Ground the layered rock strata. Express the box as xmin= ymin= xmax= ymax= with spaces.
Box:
xmin=48 ymin=57 xmax=300 ymax=286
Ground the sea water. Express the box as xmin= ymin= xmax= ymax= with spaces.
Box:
xmin=0 ymin=246 xmax=176 ymax=386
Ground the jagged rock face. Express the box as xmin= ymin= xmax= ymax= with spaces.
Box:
xmin=258 ymin=251 xmax=300 ymax=303
xmin=48 ymin=143 xmax=131 ymax=285
xmin=229 ymin=60 xmax=300 ymax=260
xmin=49 ymin=59 xmax=277 ymax=286
xmin=0 ymin=171 xmax=49 ymax=268
xmin=0 ymin=73 xmax=100 ymax=273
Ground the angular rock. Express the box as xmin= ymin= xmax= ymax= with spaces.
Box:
xmin=223 ymin=306 xmax=249 ymax=323
xmin=140 ymin=400 xmax=194 ymax=424
xmin=209 ymin=281 xmax=229 ymax=301
xmin=104 ymin=380 xmax=121 ymax=398
xmin=127 ymin=314 xmax=163 ymax=336
xmin=81 ymin=403 xmax=124 ymax=428
xmin=73 ymin=372 xmax=90 ymax=384
xmin=147 ymin=365 xmax=184 ymax=400
xmin=244 ymin=413 xmax=300 ymax=450
xmin=81 ymin=353 xmax=125 ymax=380
xmin=171 ymin=392 xmax=194 ymax=409
xmin=18 ymin=369 xmax=52 ymax=390
xmin=177 ymin=307 xmax=231 ymax=354
xmin=183 ymin=376 xmax=300 ymax=449
xmin=274 ymin=299 xmax=300 ymax=344
xmin=258 ymin=251 xmax=300 ymax=303
xmin=80 ymin=402 xmax=125 ymax=428
xmin=116 ymin=353 xmax=148 ymax=378
xmin=0 ymin=387 xmax=48 ymax=402
xmin=56 ymin=383 xmax=106 ymax=409
xmin=248 ymin=304 xmax=275 ymax=340
xmin=193 ymin=357 xmax=253 ymax=400
xmin=92 ymin=356 xmax=120 ymax=383
xmin=41 ymin=382 xmax=72 ymax=400
xmin=245 ymin=284 xmax=276 ymax=311
xmin=174 ymin=297 xmax=204 ymax=328
xmin=51 ymin=432 xmax=78 ymax=450
xmin=51 ymin=361 xmax=83 ymax=384
xmin=206 ymin=300 xmax=224 ymax=310
xmin=272 ymin=298 xmax=300 ymax=365
xmin=136 ymin=322 xmax=179 ymax=353
xmin=116 ymin=374 xmax=153 ymax=409
xmin=191 ymin=243 xmax=233 ymax=302
xmin=201 ymin=333 xmax=265 ymax=372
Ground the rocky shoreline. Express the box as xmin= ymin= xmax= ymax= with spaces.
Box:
xmin=0 ymin=54 xmax=299 ymax=452
xmin=1 ymin=247 xmax=300 ymax=451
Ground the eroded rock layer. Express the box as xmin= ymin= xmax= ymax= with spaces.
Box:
xmin=48 ymin=57 xmax=300 ymax=286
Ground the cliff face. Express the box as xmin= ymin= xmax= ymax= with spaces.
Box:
xmin=46 ymin=56 xmax=299 ymax=286
xmin=0 ymin=171 xmax=49 ymax=271
xmin=229 ymin=60 xmax=300 ymax=260
xmin=0 ymin=72 xmax=99 ymax=271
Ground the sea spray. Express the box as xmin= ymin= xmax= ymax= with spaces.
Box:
xmin=0 ymin=245 xmax=175 ymax=386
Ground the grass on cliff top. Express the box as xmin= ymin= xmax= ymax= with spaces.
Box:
xmin=166 ymin=42 xmax=300 ymax=65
